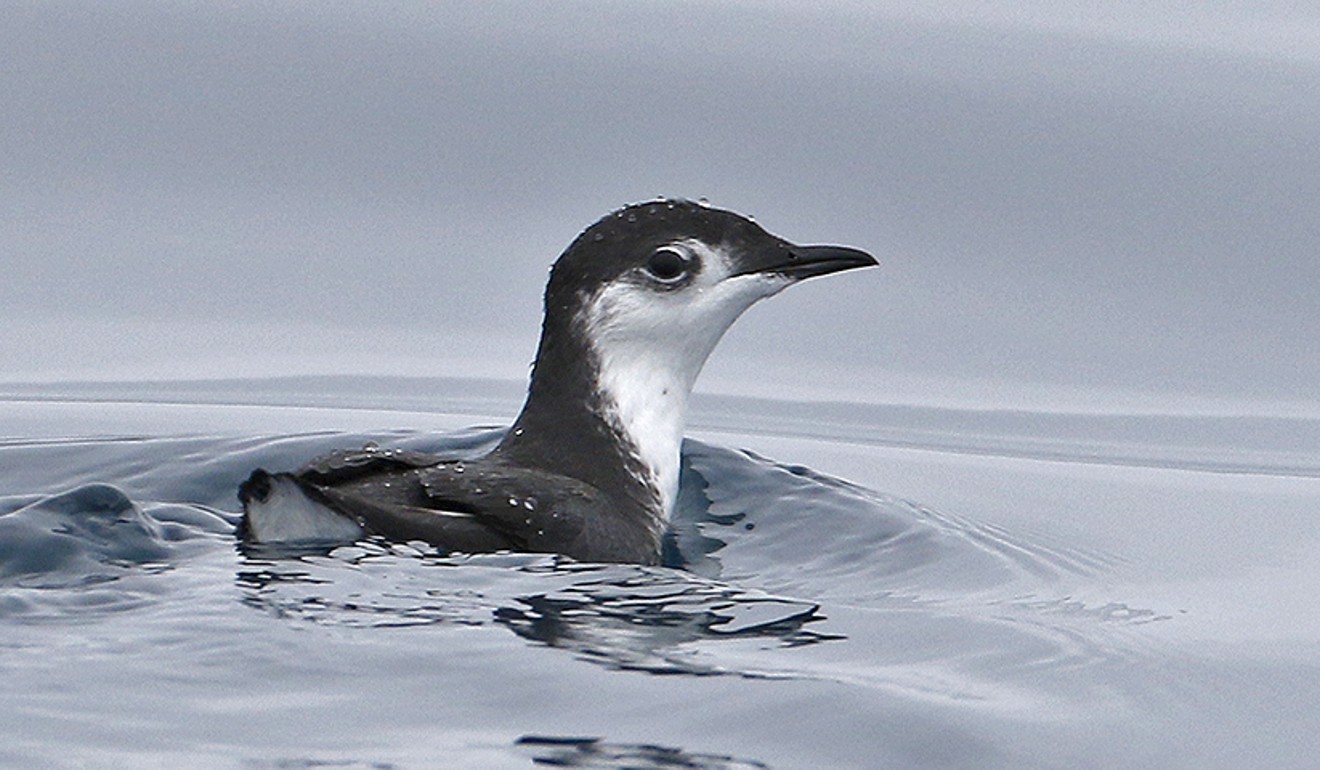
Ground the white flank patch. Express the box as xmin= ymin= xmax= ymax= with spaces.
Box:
xmin=582 ymin=241 xmax=791 ymax=518
xmin=245 ymin=475 xmax=364 ymax=544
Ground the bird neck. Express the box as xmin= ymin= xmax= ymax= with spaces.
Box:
xmin=588 ymin=337 xmax=692 ymax=517
xmin=493 ymin=309 xmax=675 ymax=536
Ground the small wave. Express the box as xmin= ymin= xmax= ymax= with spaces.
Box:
xmin=680 ymin=442 xmax=1118 ymax=604
xmin=0 ymin=483 xmax=233 ymax=618
xmin=0 ymin=484 xmax=172 ymax=588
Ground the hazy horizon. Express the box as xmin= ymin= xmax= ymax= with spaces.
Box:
xmin=4 ymin=1 xmax=1317 ymax=412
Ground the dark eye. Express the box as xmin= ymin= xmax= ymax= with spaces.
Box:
xmin=645 ymin=248 xmax=690 ymax=282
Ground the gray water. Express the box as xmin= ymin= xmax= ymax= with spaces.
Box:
xmin=4 ymin=2 xmax=1320 ymax=767
xmin=3 ymin=377 xmax=1318 ymax=768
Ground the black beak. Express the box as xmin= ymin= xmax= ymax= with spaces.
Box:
xmin=737 ymin=243 xmax=878 ymax=280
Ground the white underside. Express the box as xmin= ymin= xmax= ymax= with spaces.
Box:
xmin=244 ymin=476 xmax=364 ymax=544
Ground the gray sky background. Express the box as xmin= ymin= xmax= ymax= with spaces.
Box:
xmin=3 ymin=1 xmax=1318 ymax=413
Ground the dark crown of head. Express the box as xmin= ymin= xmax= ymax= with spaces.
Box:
xmin=546 ymin=199 xmax=787 ymax=293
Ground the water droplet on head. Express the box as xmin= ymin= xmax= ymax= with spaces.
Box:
xmin=626 ymin=212 xmax=637 ymax=223
xmin=523 ymin=497 xmax=537 ymax=510
xmin=508 ymin=497 xmax=519 ymax=507
xmin=592 ymin=232 xmax=604 ymax=242
xmin=363 ymin=441 xmax=380 ymax=451
xmin=697 ymin=197 xmax=710 ymax=208
xmin=453 ymin=461 xmax=465 ymax=473
xmin=513 ymin=428 xmax=524 ymax=437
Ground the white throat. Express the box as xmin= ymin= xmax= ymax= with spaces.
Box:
xmin=589 ymin=332 xmax=697 ymax=518
xmin=580 ymin=247 xmax=791 ymax=518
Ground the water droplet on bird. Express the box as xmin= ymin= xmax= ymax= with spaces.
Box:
xmin=508 ymin=497 xmax=519 ymax=507
xmin=697 ymin=197 xmax=710 ymax=208
xmin=523 ymin=497 xmax=537 ymax=510
xmin=363 ymin=441 xmax=380 ymax=451
xmin=592 ymin=232 xmax=604 ymax=242
xmin=453 ymin=461 xmax=464 ymax=473
xmin=626 ymin=212 xmax=637 ymax=223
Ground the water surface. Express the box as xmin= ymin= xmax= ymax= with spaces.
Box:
xmin=3 ymin=377 xmax=1317 ymax=768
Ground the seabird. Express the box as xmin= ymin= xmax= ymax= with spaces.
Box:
xmin=238 ymin=199 xmax=876 ymax=564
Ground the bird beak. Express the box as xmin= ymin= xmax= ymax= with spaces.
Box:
xmin=736 ymin=243 xmax=878 ymax=281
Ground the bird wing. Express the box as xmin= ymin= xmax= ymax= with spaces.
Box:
xmin=288 ymin=446 xmax=659 ymax=563
xmin=295 ymin=445 xmax=443 ymax=483
xmin=289 ymin=446 xmax=514 ymax=553
xmin=413 ymin=462 xmax=593 ymax=555
xmin=415 ymin=461 xmax=661 ymax=564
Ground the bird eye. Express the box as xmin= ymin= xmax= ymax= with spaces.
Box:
xmin=645 ymin=248 xmax=690 ymax=283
